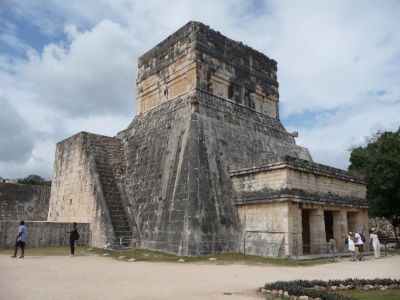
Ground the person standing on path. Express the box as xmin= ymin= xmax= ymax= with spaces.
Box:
xmin=68 ymin=222 xmax=79 ymax=256
xmin=370 ymin=227 xmax=381 ymax=259
xmin=348 ymin=232 xmax=356 ymax=261
xmin=353 ymin=229 xmax=365 ymax=261
xmin=11 ymin=221 xmax=28 ymax=259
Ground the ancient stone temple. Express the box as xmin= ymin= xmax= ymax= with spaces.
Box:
xmin=47 ymin=21 xmax=368 ymax=256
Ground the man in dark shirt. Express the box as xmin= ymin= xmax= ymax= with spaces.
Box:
xmin=68 ymin=222 xmax=79 ymax=256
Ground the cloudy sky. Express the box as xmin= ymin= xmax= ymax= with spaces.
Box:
xmin=0 ymin=0 xmax=399 ymax=179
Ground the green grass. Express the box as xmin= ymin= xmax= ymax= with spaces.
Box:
xmin=85 ymin=248 xmax=335 ymax=266
xmin=334 ymin=289 xmax=400 ymax=300
xmin=0 ymin=246 xmax=333 ymax=266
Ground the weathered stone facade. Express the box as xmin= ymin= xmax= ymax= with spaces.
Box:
xmin=0 ymin=182 xmax=90 ymax=250
xmin=48 ymin=21 xmax=368 ymax=256
xmin=231 ymin=156 xmax=368 ymax=255
xmin=0 ymin=182 xmax=50 ymax=221
xmin=0 ymin=221 xmax=90 ymax=249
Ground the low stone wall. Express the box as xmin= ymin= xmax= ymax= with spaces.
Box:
xmin=0 ymin=182 xmax=50 ymax=221
xmin=0 ymin=221 xmax=90 ymax=249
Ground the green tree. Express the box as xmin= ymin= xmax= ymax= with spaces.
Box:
xmin=349 ymin=128 xmax=400 ymax=246
xmin=18 ymin=175 xmax=52 ymax=186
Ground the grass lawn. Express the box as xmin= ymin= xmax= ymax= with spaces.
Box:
xmin=0 ymin=246 xmax=333 ymax=266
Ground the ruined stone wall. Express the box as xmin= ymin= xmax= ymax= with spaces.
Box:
xmin=0 ymin=183 xmax=50 ymax=221
xmin=231 ymin=165 xmax=366 ymax=199
xmin=48 ymin=132 xmax=127 ymax=247
xmin=369 ymin=217 xmax=398 ymax=240
xmin=0 ymin=221 xmax=90 ymax=249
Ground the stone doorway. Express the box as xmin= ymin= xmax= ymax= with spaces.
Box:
xmin=301 ymin=209 xmax=311 ymax=254
xmin=347 ymin=211 xmax=358 ymax=232
xmin=324 ymin=211 xmax=334 ymax=242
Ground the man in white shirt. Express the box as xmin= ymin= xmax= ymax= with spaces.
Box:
xmin=352 ymin=229 xmax=365 ymax=261
xmin=11 ymin=221 xmax=28 ymax=259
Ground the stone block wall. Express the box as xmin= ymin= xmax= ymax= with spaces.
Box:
xmin=0 ymin=221 xmax=90 ymax=249
xmin=0 ymin=182 xmax=50 ymax=221
xmin=286 ymin=169 xmax=366 ymax=198
xmin=237 ymin=202 xmax=288 ymax=256
xmin=232 ymin=168 xmax=288 ymax=192
xmin=369 ymin=217 xmax=398 ymax=239
xmin=118 ymin=90 xmax=311 ymax=255
xmin=48 ymin=132 xmax=97 ymax=223
xmin=136 ymin=21 xmax=279 ymax=118
xmin=48 ymin=132 xmax=129 ymax=247
xmin=231 ymin=157 xmax=366 ymax=199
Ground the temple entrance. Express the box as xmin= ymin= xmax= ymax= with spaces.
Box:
xmin=324 ymin=211 xmax=334 ymax=242
xmin=301 ymin=209 xmax=311 ymax=254
xmin=347 ymin=211 xmax=358 ymax=232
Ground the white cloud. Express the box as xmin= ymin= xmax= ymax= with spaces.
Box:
xmin=21 ymin=20 xmax=138 ymax=117
xmin=0 ymin=0 xmax=399 ymax=179
xmin=291 ymin=102 xmax=400 ymax=169
xmin=0 ymin=98 xmax=35 ymax=163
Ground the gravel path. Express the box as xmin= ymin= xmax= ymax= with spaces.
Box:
xmin=0 ymin=254 xmax=399 ymax=300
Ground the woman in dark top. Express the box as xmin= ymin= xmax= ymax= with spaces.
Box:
xmin=68 ymin=222 xmax=79 ymax=256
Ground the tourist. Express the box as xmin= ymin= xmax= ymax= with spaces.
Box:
xmin=68 ymin=222 xmax=79 ymax=256
xmin=352 ymin=229 xmax=365 ymax=261
xmin=348 ymin=232 xmax=356 ymax=261
xmin=11 ymin=220 xmax=28 ymax=259
xmin=370 ymin=227 xmax=381 ymax=259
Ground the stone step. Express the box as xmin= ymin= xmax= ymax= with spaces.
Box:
xmin=113 ymin=225 xmax=130 ymax=230
xmin=108 ymin=203 xmax=125 ymax=208
xmin=111 ymin=220 xmax=130 ymax=227
xmin=109 ymin=209 xmax=126 ymax=214
xmin=114 ymin=232 xmax=133 ymax=237
xmin=112 ymin=220 xmax=130 ymax=225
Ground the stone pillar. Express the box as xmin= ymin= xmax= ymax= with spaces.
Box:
xmin=333 ymin=210 xmax=348 ymax=252
xmin=354 ymin=209 xmax=369 ymax=237
xmin=309 ymin=208 xmax=326 ymax=254
xmin=287 ymin=203 xmax=302 ymax=256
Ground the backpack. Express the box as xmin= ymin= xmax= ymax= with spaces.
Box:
xmin=360 ymin=233 xmax=366 ymax=243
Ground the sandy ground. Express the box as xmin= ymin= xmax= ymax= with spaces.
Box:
xmin=0 ymin=254 xmax=399 ymax=300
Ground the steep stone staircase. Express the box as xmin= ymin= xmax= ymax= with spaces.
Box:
xmin=89 ymin=135 xmax=133 ymax=246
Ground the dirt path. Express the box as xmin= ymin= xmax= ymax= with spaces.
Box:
xmin=0 ymin=254 xmax=399 ymax=300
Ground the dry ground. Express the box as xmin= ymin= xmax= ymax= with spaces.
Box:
xmin=0 ymin=253 xmax=399 ymax=300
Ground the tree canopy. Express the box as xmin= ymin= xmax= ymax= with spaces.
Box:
xmin=349 ymin=128 xmax=400 ymax=244
xmin=18 ymin=175 xmax=52 ymax=186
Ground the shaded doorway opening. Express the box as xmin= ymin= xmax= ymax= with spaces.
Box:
xmin=324 ymin=211 xmax=334 ymax=242
xmin=347 ymin=212 xmax=358 ymax=232
xmin=302 ymin=209 xmax=311 ymax=254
